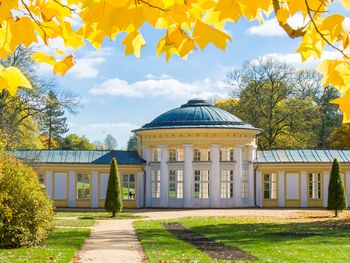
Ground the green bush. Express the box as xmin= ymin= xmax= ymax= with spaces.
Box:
xmin=327 ymin=158 xmax=348 ymax=217
xmin=0 ymin=153 xmax=54 ymax=248
xmin=104 ymin=157 xmax=123 ymax=217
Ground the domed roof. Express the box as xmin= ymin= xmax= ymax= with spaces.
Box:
xmin=136 ymin=99 xmax=259 ymax=131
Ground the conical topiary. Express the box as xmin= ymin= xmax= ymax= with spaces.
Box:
xmin=327 ymin=158 xmax=347 ymax=217
xmin=104 ymin=157 xmax=123 ymax=217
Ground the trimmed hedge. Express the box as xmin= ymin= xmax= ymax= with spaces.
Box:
xmin=0 ymin=153 xmax=54 ymax=248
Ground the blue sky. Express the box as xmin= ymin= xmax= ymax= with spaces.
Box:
xmin=36 ymin=6 xmax=347 ymax=149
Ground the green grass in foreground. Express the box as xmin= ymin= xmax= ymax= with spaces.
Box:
xmin=54 ymin=218 xmax=95 ymax=227
xmin=134 ymin=216 xmax=350 ymax=263
xmin=55 ymin=211 xmax=143 ymax=220
xmin=0 ymin=228 xmax=90 ymax=263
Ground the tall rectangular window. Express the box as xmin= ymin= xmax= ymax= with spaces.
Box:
xmin=242 ymin=169 xmax=249 ymax=198
xmin=169 ymin=170 xmax=184 ymax=199
xmin=193 ymin=149 xmax=210 ymax=161
xmin=221 ymin=170 xmax=234 ymax=198
xmin=194 ymin=170 xmax=209 ymax=199
xmin=151 ymin=170 xmax=160 ymax=198
xmin=263 ymin=173 xmax=277 ymax=199
xmin=77 ymin=173 xmax=91 ymax=199
xmin=123 ymin=174 xmax=135 ymax=200
xmin=220 ymin=148 xmax=235 ymax=161
xmin=309 ymin=173 xmax=321 ymax=199
xmin=152 ymin=148 xmax=161 ymax=162
xmin=168 ymin=149 xmax=184 ymax=161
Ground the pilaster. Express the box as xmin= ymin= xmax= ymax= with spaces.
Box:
xmin=45 ymin=171 xmax=53 ymax=200
xmin=68 ymin=171 xmax=75 ymax=207
xmin=234 ymin=145 xmax=243 ymax=207
xmin=278 ymin=171 xmax=285 ymax=207
xmin=92 ymin=171 xmax=98 ymax=208
xmin=210 ymin=144 xmax=221 ymax=208
xmin=184 ymin=144 xmax=194 ymax=208
xmin=301 ymin=171 xmax=307 ymax=207
xmin=160 ymin=145 xmax=169 ymax=207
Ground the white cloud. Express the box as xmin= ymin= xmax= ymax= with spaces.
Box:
xmin=247 ymin=14 xmax=307 ymax=37
xmin=67 ymin=48 xmax=113 ymax=79
xmin=90 ymin=77 xmax=230 ymax=99
xmin=145 ymin=73 xmax=173 ymax=80
xmin=254 ymin=50 xmax=341 ymax=68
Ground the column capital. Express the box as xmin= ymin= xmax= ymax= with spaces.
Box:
xmin=183 ymin=144 xmax=193 ymax=147
xmin=159 ymin=144 xmax=169 ymax=148
xmin=210 ymin=144 xmax=222 ymax=148
xmin=235 ymin=144 xmax=244 ymax=149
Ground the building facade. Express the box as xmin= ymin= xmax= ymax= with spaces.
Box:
xmin=13 ymin=99 xmax=350 ymax=209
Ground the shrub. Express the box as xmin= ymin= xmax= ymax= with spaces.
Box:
xmin=327 ymin=158 xmax=348 ymax=217
xmin=104 ymin=157 xmax=123 ymax=217
xmin=0 ymin=153 xmax=54 ymax=248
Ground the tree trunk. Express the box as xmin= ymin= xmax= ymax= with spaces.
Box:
xmin=335 ymin=210 xmax=338 ymax=217
xmin=112 ymin=211 xmax=116 ymax=217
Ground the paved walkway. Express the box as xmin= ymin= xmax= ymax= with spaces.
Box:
xmin=75 ymin=219 xmax=146 ymax=263
xmin=74 ymin=208 xmax=303 ymax=263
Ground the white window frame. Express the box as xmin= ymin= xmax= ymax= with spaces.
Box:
xmin=194 ymin=170 xmax=210 ymax=199
xmin=263 ymin=173 xmax=277 ymax=200
xmin=169 ymin=170 xmax=183 ymax=199
xmin=168 ymin=149 xmax=184 ymax=161
xmin=151 ymin=170 xmax=160 ymax=198
xmin=308 ymin=173 xmax=322 ymax=199
xmin=152 ymin=148 xmax=161 ymax=162
xmin=77 ymin=173 xmax=91 ymax=199
xmin=123 ymin=174 xmax=136 ymax=200
xmin=220 ymin=148 xmax=235 ymax=161
xmin=193 ymin=149 xmax=210 ymax=161
xmin=221 ymin=170 xmax=234 ymax=198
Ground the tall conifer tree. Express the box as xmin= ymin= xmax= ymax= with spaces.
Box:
xmin=104 ymin=157 xmax=123 ymax=217
xmin=327 ymin=159 xmax=347 ymax=217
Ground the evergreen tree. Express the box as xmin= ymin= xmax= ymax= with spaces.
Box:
xmin=127 ymin=134 xmax=137 ymax=151
xmin=104 ymin=157 xmax=123 ymax=217
xmin=41 ymin=90 xmax=68 ymax=149
xmin=327 ymin=159 xmax=347 ymax=217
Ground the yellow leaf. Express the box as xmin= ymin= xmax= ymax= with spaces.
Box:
xmin=339 ymin=0 xmax=350 ymax=9
xmin=0 ymin=65 xmax=32 ymax=96
xmin=318 ymin=60 xmax=350 ymax=94
xmin=53 ymin=55 xmax=75 ymax=76
xmin=193 ymin=20 xmax=231 ymax=50
xmin=31 ymin=52 xmax=56 ymax=66
xmin=122 ymin=31 xmax=146 ymax=58
xmin=332 ymin=90 xmax=350 ymax=123
xmin=214 ymin=0 xmax=241 ymax=22
xmin=276 ymin=8 xmax=290 ymax=25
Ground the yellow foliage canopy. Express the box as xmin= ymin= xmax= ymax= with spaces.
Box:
xmin=0 ymin=0 xmax=350 ymax=122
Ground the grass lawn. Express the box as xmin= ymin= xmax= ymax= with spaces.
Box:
xmin=55 ymin=210 xmax=143 ymax=220
xmin=0 ymin=228 xmax=90 ymax=263
xmin=134 ymin=212 xmax=350 ymax=263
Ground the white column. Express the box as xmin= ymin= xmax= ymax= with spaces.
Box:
xmin=346 ymin=172 xmax=350 ymax=207
xmin=142 ymin=145 xmax=152 ymax=207
xmin=323 ymin=172 xmax=330 ymax=208
xmin=301 ymin=171 xmax=307 ymax=207
xmin=137 ymin=172 xmax=144 ymax=208
xmin=160 ymin=145 xmax=169 ymax=207
xmin=210 ymin=144 xmax=221 ymax=208
xmin=278 ymin=171 xmax=285 ymax=207
xmin=184 ymin=144 xmax=193 ymax=208
xmin=45 ymin=171 xmax=53 ymax=200
xmin=68 ymin=171 xmax=75 ymax=207
xmin=92 ymin=171 xmax=98 ymax=208
xmin=256 ymin=171 xmax=262 ymax=207
xmin=234 ymin=145 xmax=243 ymax=207
xmin=247 ymin=145 xmax=256 ymax=206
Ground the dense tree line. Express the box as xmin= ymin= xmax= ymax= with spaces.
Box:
xmin=215 ymin=58 xmax=343 ymax=150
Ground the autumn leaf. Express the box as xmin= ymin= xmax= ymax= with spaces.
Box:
xmin=332 ymin=91 xmax=350 ymax=123
xmin=0 ymin=65 xmax=32 ymax=96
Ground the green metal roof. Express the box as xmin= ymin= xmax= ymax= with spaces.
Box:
xmin=10 ymin=150 xmax=145 ymax=165
xmin=9 ymin=149 xmax=350 ymax=165
xmin=257 ymin=150 xmax=350 ymax=163
xmin=135 ymin=99 xmax=260 ymax=132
